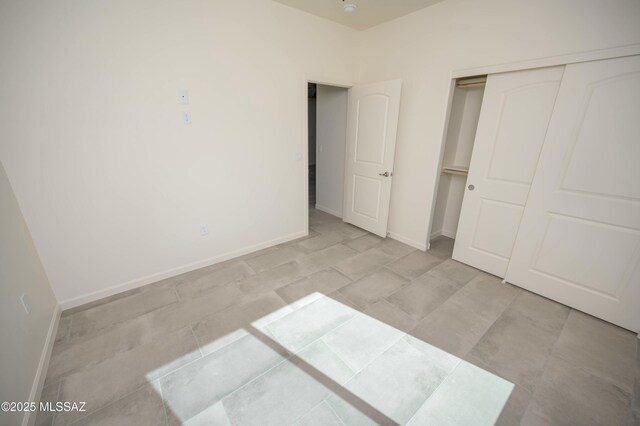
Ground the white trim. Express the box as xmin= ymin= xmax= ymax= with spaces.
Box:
xmin=307 ymin=78 xmax=353 ymax=89
xmin=303 ymin=78 xmax=310 ymax=251
xmin=314 ymin=204 xmax=342 ymax=218
xmin=23 ymin=304 xmax=61 ymax=426
xmin=451 ymin=43 xmax=640 ymax=78
xmin=426 ymin=78 xmax=457 ymax=248
xmin=388 ymin=231 xmax=427 ymax=251
xmin=429 ymin=228 xmax=456 ymax=240
xmin=441 ymin=229 xmax=456 ymax=239
xmin=59 ymin=230 xmax=308 ymax=310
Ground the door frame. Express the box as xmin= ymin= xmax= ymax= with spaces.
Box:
xmin=303 ymin=78 xmax=353 ymax=236
xmin=426 ymin=46 xmax=640 ymax=250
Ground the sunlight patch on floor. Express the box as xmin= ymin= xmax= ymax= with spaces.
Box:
xmin=146 ymin=292 xmax=513 ymax=425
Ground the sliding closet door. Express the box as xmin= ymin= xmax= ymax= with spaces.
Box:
xmin=506 ymin=55 xmax=640 ymax=331
xmin=452 ymin=67 xmax=563 ymax=277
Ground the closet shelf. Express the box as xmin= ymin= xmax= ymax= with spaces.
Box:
xmin=441 ymin=166 xmax=469 ymax=176
xmin=456 ymin=76 xmax=487 ymax=89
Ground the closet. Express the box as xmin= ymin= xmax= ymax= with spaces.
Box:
xmin=433 ymin=55 xmax=640 ymax=332
xmin=430 ymin=76 xmax=485 ymax=242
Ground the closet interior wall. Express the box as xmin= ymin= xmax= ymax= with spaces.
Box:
xmin=430 ymin=79 xmax=485 ymax=241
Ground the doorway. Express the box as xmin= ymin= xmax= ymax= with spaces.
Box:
xmin=308 ymin=83 xmax=317 ymax=207
xmin=307 ymin=82 xmax=349 ymax=219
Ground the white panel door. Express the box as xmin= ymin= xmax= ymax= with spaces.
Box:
xmin=453 ymin=67 xmax=564 ymax=277
xmin=343 ymin=80 xmax=401 ymax=237
xmin=506 ymin=55 xmax=640 ymax=331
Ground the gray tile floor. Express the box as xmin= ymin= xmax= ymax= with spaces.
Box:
xmin=37 ymin=208 xmax=640 ymax=425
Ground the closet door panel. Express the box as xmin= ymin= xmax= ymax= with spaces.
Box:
xmin=452 ymin=66 xmax=564 ymax=277
xmin=472 ymin=199 xmax=524 ymax=259
xmin=505 ymin=55 xmax=640 ymax=332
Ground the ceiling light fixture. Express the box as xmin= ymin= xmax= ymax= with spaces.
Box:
xmin=342 ymin=1 xmax=356 ymax=13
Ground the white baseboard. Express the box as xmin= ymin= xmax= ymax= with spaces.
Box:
xmin=430 ymin=229 xmax=456 ymax=240
xmin=314 ymin=204 xmax=342 ymax=218
xmin=59 ymin=230 xmax=308 ymax=310
xmin=441 ymin=229 xmax=457 ymax=239
xmin=23 ymin=304 xmax=61 ymax=426
xmin=387 ymin=232 xmax=427 ymax=251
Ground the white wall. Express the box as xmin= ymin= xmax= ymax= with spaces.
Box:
xmin=358 ymin=0 xmax=640 ymax=250
xmin=2 ymin=0 xmax=639 ymax=306
xmin=430 ymin=175 xmax=451 ymax=238
xmin=0 ymin=0 xmax=359 ymax=306
xmin=442 ymin=86 xmax=484 ymax=169
xmin=0 ymin=161 xmax=58 ymax=426
xmin=440 ymin=176 xmax=466 ymax=238
xmin=315 ymin=85 xmax=348 ymax=217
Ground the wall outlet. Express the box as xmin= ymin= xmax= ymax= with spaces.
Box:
xmin=20 ymin=293 xmax=30 ymax=315
xmin=294 ymin=151 xmax=303 ymax=161
xmin=200 ymin=224 xmax=209 ymax=236
xmin=182 ymin=111 xmax=192 ymax=124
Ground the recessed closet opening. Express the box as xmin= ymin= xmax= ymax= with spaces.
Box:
xmin=430 ymin=75 xmax=486 ymax=244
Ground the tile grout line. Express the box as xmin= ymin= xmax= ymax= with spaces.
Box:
xmin=434 ymin=280 xmax=522 ymax=359
xmin=474 ymin=290 xmax=551 ymax=396
xmin=328 ymin=266 xmax=356 ymax=285
xmin=171 ymin=283 xmax=182 ymax=302
xmin=145 ymin=327 xmax=251 ymax=385
xmin=323 ymin=331 xmax=463 ymax=425
xmin=404 ymin=358 xmax=464 ymax=426
xmin=337 ymin=326 xmax=408 ymax=379
xmin=320 ymin=336 xmax=360 ymax=377
xmin=65 ymin=315 xmax=73 ymax=343
xmin=326 ymin=330 xmax=410 ymax=396
xmin=189 ymin=325 xmax=205 ymax=358
xmin=240 ymin=258 xmax=258 ymax=276
xmin=286 ymin=399 xmax=331 ymax=426
xmin=542 ymin=311 xmax=635 ymax=395
xmin=67 ymin=382 xmax=152 ymax=425
xmin=214 ymin=347 xmax=292 ymax=411
xmin=51 ymin=379 xmax=62 ymax=425
xmin=63 ymin=290 xmax=183 ymax=345
xmin=216 ymin=302 xmax=366 ymax=410
xmin=402 ymin=277 xmax=474 ymax=337
xmin=465 ymin=353 xmax=534 ymax=396
xmin=324 ymin=399 xmax=347 ymax=426
xmin=155 ymin=379 xmax=171 ymax=426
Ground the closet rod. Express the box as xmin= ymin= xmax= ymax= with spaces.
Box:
xmin=442 ymin=166 xmax=469 ymax=176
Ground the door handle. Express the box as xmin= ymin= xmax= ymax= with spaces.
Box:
xmin=379 ymin=172 xmax=391 ymax=177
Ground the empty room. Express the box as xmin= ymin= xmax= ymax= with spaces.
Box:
xmin=1 ymin=0 xmax=639 ymax=425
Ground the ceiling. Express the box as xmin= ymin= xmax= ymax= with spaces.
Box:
xmin=273 ymin=0 xmax=446 ymax=30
